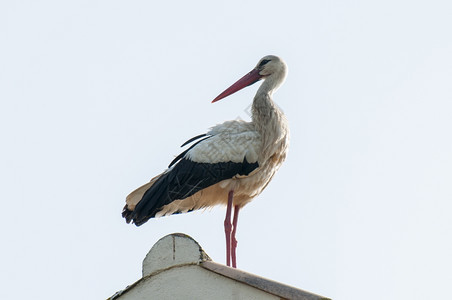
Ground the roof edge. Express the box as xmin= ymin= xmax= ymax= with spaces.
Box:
xmin=201 ymin=261 xmax=330 ymax=300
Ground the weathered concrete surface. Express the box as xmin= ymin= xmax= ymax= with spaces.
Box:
xmin=142 ymin=233 xmax=210 ymax=277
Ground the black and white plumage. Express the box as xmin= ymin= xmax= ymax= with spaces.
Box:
xmin=123 ymin=55 xmax=289 ymax=268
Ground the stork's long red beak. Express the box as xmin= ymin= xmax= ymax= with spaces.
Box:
xmin=212 ymin=68 xmax=263 ymax=103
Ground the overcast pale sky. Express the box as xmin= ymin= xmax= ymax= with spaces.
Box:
xmin=1 ymin=1 xmax=451 ymax=299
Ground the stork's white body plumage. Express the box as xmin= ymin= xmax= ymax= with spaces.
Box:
xmin=123 ymin=55 xmax=289 ymax=268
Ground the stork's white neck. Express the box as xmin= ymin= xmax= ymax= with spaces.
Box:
xmin=252 ymin=68 xmax=286 ymax=124
xmin=252 ymin=90 xmax=281 ymax=134
xmin=257 ymin=70 xmax=285 ymax=98
xmin=251 ymin=72 xmax=288 ymax=159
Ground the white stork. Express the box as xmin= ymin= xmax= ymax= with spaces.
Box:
xmin=123 ymin=55 xmax=289 ymax=268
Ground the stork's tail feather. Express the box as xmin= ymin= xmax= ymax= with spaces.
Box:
xmin=122 ymin=205 xmax=150 ymax=226
xmin=122 ymin=205 xmax=134 ymax=224
xmin=122 ymin=174 xmax=162 ymax=226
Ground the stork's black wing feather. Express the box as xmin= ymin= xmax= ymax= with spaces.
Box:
xmin=180 ymin=133 xmax=208 ymax=147
xmin=128 ymin=156 xmax=258 ymax=226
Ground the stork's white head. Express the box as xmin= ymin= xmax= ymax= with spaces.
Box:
xmin=255 ymin=55 xmax=287 ymax=93
xmin=255 ymin=55 xmax=287 ymax=78
xmin=212 ymin=55 xmax=287 ymax=103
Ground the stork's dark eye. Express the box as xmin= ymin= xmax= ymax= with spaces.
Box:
xmin=258 ymin=59 xmax=271 ymax=68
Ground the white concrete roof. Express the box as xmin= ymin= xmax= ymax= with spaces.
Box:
xmin=108 ymin=233 xmax=330 ymax=300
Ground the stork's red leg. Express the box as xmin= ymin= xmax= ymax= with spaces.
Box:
xmin=231 ymin=205 xmax=240 ymax=268
xmin=224 ymin=190 xmax=234 ymax=267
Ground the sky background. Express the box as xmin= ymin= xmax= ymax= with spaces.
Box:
xmin=1 ymin=1 xmax=451 ymax=299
